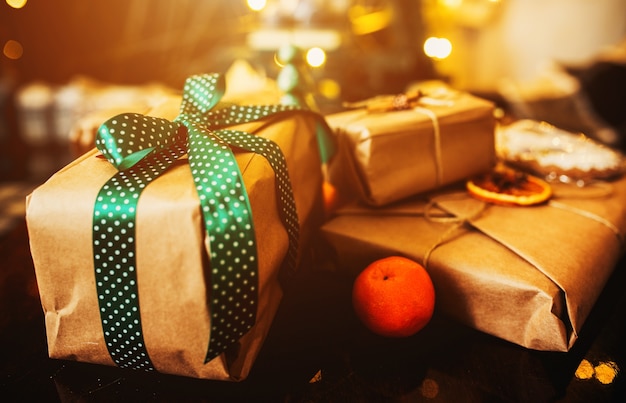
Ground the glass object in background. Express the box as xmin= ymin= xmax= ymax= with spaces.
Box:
xmin=15 ymin=83 xmax=53 ymax=147
xmin=14 ymin=82 xmax=68 ymax=181
xmin=245 ymin=0 xmax=435 ymax=110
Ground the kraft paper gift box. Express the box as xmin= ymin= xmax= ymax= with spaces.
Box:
xmin=25 ymin=76 xmax=328 ymax=381
xmin=321 ymin=178 xmax=626 ymax=352
xmin=325 ymin=82 xmax=497 ymax=206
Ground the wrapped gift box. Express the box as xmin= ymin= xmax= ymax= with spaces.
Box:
xmin=321 ymin=178 xmax=626 ymax=351
xmin=326 ymin=82 xmax=497 ymax=206
xmin=26 ymin=107 xmax=325 ymax=381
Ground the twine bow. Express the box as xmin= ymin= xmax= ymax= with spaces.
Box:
xmin=423 ymin=193 xmax=489 ymax=267
xmin=343 ymin=89 xmax=455 ymax=192
xmin=92 ymin=73 xmax=325 ymax=370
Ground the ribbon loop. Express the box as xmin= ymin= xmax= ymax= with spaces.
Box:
xmin=178 ymin=73 xmax=226 ymax=117
xmin=96 ymin=113 xmax=186 ymax=170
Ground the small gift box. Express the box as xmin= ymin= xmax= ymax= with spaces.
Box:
xmin=321 ymin=178 xmax=626 ymax=351
xmin=26 ymin=74 xmax=328 ymax=381
xmin=326 ymin=81 xmax=497 ymax=206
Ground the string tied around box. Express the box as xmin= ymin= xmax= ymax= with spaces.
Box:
xmin=344 ymin=88 xmax=457 ymax=188
xmin=422 ymin=192 xmax=489 ymax=268
xmin=421 ymin=181 xmax=623 ymax=269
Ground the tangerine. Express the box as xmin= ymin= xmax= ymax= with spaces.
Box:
xmin=352 ymin=256 xmax=435 ymax=337
xmin=322 ymin=180 xmax=339 ymax=217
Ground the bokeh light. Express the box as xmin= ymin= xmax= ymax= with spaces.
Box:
xmin=3 ymin=40 xmax=24 ymax=60
xmin=349 ymin=4 xmax=393 ymax=36
xmin=273 ymin=51 xmax=285 ymax=68
xmin=439 ymin=0 xmax=462 ymax=7
xmin=246 ymin=0 xmax=266 ymax=12
xmin=423 ymin=37 xmax=452 ymax=60
xmin=305 ymin=47 xmax=326 ymax=68
xmin=575 ymin=359 xmax=620 ymax=385
xmin=318 ymin=78 xmax=340 ymax=100
xmin=6 ymin=0 xmax=27 ymax=8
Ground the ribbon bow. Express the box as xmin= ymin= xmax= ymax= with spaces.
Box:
xmin=92 ymin=74 xmax=321 ymax=370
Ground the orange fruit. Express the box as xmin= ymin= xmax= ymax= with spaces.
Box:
xmin=322 ymin=180 xmax=339 ymax=217
xmin=352 ymin=256 xmax=435 ymax=337
xmin=466 ymin=167 xmax=552 ymax=206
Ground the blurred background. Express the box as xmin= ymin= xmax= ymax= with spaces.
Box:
xmin=1 ymin=0 xmax=625 ymax=182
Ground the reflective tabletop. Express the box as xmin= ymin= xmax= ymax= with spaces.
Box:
xmin=1 ymin=185 xmax=625 ymax=402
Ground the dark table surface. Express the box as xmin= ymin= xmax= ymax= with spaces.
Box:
xmin=1 ymin=182 xmax=625 ymax=403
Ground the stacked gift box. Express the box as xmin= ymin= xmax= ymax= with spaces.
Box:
xmin=25 ymin=64 xmax=626 ymax=384
xmin=321 ymin=80 xmax=626 ymax=352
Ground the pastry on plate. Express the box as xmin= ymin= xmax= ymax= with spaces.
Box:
xmin=496 ymin=119 xmax=625 ymax=184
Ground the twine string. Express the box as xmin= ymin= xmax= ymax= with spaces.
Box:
xmin=414 ymin=106 xmax=443 ymax=187
xmin=422 ymin=192 xmax=489 ymax=268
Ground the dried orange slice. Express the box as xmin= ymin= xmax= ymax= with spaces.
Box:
xmin=467 ymin=168 xmax=552 ymax=206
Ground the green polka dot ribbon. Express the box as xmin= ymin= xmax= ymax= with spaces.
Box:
xmin=93 ymin=73 xmax=330 ymax=370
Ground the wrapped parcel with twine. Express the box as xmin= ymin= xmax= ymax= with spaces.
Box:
xmin=325 ymin=81 xmax=497 ymax=206
xmin=321 ymin=179 xmax=626 ymax=351
xmin=26 ymin=74 xmax=332 ymax=380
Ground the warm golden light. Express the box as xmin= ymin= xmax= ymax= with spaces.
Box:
xmin=3 ymin=39 xmax=23 ymax=60
xmin=318 ymin=78 xmax=340 ymax=100
xmin=439 ymin=0 xmax=462 ymax=8
xmin=6 ymin=0 xmax=27 ymax=8
xmin=438 ymin=0 xmax=500 ymax=7
xmin=575 ymin=359 xmax=620 ymax=385
xmin=575 ymin=359 xmax=595 ymax=380
xmin=305 ymin=47 xmax=326 ymax=68
xmin=349 ymin=5 xmax=393 ymax=36
xmin=273 ymin=51 xmax=286 ymax=68
xmin=595 ymin=361 xmax=619 ymax=385
xmin=423 ymin=37 xmax=452 ymax=59
xmin=246 ymin=0 xmax=266 ymax=12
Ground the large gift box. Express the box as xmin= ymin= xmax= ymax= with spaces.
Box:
xmin=26 ymin=74 xmax=327 ymax=381
xmin=326 ymin=82 xmax=497 ymax=206
xmin=321 ymin=178 xmax=626 ymax=351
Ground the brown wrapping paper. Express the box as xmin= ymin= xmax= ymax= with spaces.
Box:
xmin=321 ymin=179 xmax=626 ymax=351
xmin=326 ymin=86 xmax=497 ymax=206
xmin=26 ymin=112 xmax=324 ymax=381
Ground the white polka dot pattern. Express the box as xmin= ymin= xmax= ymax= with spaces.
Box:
xmin=216 ymin=129 xmax=300 ymax=278
xmin=185 ymin=121 xmax=259 ymax=362
xmin=92 ymin=73 xmax=309 ymax=370
xmin=96 ymin=113 xmax=184 ymax=170
xmin=177 ymin=73 xmax=224 ymax=117
xmin=93 ymin=142 xmax=187 ymax=370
